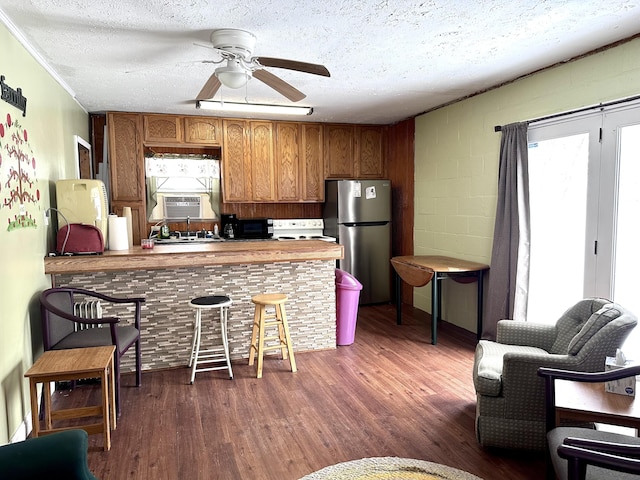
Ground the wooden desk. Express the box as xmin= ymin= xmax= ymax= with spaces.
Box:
xmin=390 ymin=255 xmax=489 ymax=344
xmin=555 ymin=378 xmax=640 ymax=430
xmin=25 ymin=346 xmax=116 ymax=451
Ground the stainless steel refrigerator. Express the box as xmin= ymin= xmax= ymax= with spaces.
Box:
xmin=324 ymin=179 xmax=392 ymax=304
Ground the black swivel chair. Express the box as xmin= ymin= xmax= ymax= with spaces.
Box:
xmin=40 ymin=287 xmax=144 ymax=415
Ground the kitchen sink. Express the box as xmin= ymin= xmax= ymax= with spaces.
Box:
xmin=154 ymin=235 xmax=224 ymax=244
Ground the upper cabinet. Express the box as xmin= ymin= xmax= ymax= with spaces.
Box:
xmin=222 ymin=119 xmax=251 ymax=202
xmin=143 ymin=114 xmax=183 ymax=144
xmin=324 ymin=124 xmax=386 ymax=179
xmin=300 ymin=123 xmax=324 ymax=201
xmin=324 ymin=124 xmax=355 ymax=179
xmin=184 ymin=116 xmax=221 ymax=145
xmin=275 ymin=122 xmax=300 ymax=202
xmin=143 ymin=115 xmax=222 ymax=146
xmin=249 ymin=121 xmax=276 ymax=202
xmin=108 ymin=113 xmax=145 ymax=202
xmin=356 ymin=125 xmax=386 ymax=178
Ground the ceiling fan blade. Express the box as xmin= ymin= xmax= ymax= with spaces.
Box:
xmin=253 ymin=69 xmax=306 ymax=102
xmin=196 ymin=74 xmax=222 ymax=100
xmin=255 ymin=57 xmax=330 ymax=77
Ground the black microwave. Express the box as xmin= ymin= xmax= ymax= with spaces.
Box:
xmin=236 ymin=218 xmax=273 ymax=239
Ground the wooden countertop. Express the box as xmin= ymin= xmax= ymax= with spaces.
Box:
xmin=44 ymin=240 xmax=344 ymax=275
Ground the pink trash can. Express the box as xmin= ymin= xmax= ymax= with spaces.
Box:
xmin=335 ymin=268 xmax=363 ymax=346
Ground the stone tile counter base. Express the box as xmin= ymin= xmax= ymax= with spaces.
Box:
xmin=53 ymin=260 xmax=336 ymax=373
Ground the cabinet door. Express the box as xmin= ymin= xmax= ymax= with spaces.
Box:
xmin=356 ymin=126 xmax=386 ymax=178
xmin=275 ymin=122 xmax=300 ymax=201
xmin=222 ymin=119 xmax=251 ymax=202
xmin=300 ymin=123 xmax=324 ymax=201
xmin=107 ymin=113 xmax=145 ymax=203
xmin=184 ymin=116 xmax=221 ymax=145
xmin=324 ymin=124 xmax=355 ymax=178
xmin=250 ymin=122 xmax=276 ymax=201
xmin=143 ymin=115 xmax=183 ymax=143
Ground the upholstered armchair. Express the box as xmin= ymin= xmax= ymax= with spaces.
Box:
xmin=0 ymin=429 xmax=97 ymax=479
xmin=473 ymin=298 xmax=637 ymax=451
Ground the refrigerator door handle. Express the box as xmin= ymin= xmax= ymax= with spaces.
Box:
xmin=342 ymin=221 xmax=390 ymax=227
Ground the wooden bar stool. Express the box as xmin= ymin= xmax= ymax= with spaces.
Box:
xmin=188 ymin=295 xmax=233 ymax=383
xmin=249 ymin=293 xmax=297 ymax=378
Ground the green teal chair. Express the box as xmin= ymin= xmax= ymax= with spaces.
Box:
xmin=0 ymin=429 xmax=97 ymax=479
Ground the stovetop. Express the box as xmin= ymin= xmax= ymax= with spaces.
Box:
xmin=272 ymin=219 xmax=336 ymax=242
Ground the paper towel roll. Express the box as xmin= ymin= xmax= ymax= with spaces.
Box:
xmin=122 ymin=206 xmax=133 ymax=248
xmin=108 ymin=215 xmax=129 ymax=251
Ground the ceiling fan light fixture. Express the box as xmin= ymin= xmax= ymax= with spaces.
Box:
xmin=215 ymin=60 xmax=252 ymax=89
xmin=197 ymin=100 xmax=313 ymax=116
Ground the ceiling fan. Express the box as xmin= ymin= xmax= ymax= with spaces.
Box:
xmin=195 ymin=29 xmax=330 ymax=102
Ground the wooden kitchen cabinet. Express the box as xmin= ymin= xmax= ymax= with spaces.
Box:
xmin=300 ymin=123 xmax=324 ymax=201
xmin=324 ymin=124 xmax=387 ymax=179
xmin=221 ymin=120 xmax=277 ymax=203
xmin=107 ymin=112 xmax=147 ymax=245
xmin=356 ymin=125 xmax=386 ymax=178
xmin=324 ymin=124 xmax=355 ymax=178
xmin=143 ymin=114 xmax=183 ymax=144
xmin=184 ymin=116 xmax=221 ymax=145
xmin=221 ymin=119 xmax=251 ymax=202
xmin=249 ymin=121 xmax=276 ymax=201
xmin=275 ymin=122 xmax=300 ymax=201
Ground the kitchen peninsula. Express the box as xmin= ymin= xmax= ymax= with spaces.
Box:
xmin=44 ymin=240 xmax=343 ymax=374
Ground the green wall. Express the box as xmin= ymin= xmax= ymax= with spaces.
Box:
xmin=414 ymin=38 xmax=640 ymax=333
xmin=0 ymin=21 xmax=88 ymax=444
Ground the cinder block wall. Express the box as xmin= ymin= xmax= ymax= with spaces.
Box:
xmin=54 ymin=260 xmax=337 ymax=372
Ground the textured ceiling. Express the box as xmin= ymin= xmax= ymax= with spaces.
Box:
xmin=1 ymin=0 xmax=640 ymax=124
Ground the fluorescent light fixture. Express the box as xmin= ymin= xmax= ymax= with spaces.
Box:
xmin=196 ymin=100 xmax=313 ymax=116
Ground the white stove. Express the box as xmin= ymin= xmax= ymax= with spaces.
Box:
xmin=272 ymin=219 xmax=336 ymax=242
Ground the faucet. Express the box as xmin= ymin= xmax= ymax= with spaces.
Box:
xmin=186 ymin=216 xmax=191 ymax=236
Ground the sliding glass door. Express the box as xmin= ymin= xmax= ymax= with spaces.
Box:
xmin=526 ymin=102 xmax=640 ymax=352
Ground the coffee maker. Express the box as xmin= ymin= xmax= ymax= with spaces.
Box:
xmin=220 ymin=214 xmax=237 ymax=239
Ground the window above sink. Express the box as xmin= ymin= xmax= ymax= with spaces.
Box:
xmin=145 ymin=153 xmax=221 ymax=222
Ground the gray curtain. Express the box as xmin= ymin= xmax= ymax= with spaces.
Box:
xmin=482 ymin=122 xmax=530 ymax=340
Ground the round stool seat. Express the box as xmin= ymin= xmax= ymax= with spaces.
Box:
xmin=188 ymin=294 xmax=233 ymax=383
xmin=251 ymin=293 xmax=287 ymax=305
xmin=190 ymin=295 xmax=232 ymax=308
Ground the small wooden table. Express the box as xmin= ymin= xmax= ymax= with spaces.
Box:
xmin=555 ymin=378 xmax=640 ymax=430
xmin=390 ymin=255 xmax=489 ymax=344
xmin=25 ymin=346 xmax=116 ymax=451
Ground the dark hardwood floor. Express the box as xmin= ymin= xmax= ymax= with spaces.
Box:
xmin=52 ymin=303 xmax=545 ymax=479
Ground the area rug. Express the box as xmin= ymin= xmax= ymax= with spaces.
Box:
xmin=299 ymin=456 xmax=484 ymax=480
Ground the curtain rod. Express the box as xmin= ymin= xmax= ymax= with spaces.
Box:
xmin=494 ymin=94 xmax=640 ymax=132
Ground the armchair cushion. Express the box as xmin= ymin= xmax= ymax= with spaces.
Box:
xmin=0 ymin=429 xmax=97 ymax=479
xmin=568 ymin=305 xmax=624 ymax=355
xmin=550 ymin=298 xmax=611 ymax=354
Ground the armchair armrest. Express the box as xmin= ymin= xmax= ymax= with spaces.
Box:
xmin=538 ymin=365 xmax=640 ymax=434
xmin=558 ymin=439 xmax=640 ymax=479
xmin=497 ymin=320 xmax=556 ymax=350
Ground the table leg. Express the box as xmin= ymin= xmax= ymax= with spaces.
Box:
xmin=43 ymin=381 xmax=52 ymax=431
xmin=101 ymin=368 xmax=111 ymax=451
xmin=29 ymin=380 xmax=40 ymax=438
xmin=108 ymin=357 xmax=116 ymax=430
xmin=476 ymin=271 xmax=484 ymax=341
xmin=395 ymin=272 xmax=402 ymax=325
xmin=431 ymin=274 xmax=439 ymax=345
